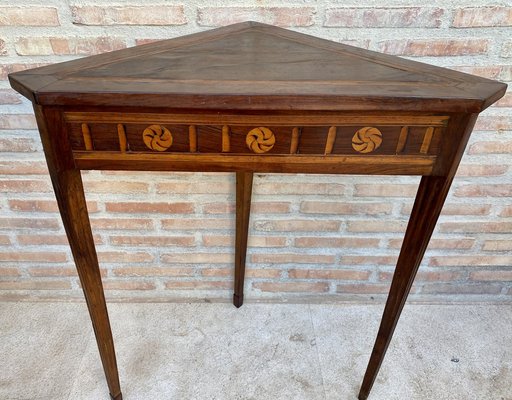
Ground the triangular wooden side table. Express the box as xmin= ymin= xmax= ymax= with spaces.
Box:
xmin=9 ymin=22 xmax=507 ymax=400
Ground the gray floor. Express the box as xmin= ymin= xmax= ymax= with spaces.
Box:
xmin=0 ymin=302 xmax=511 ymax=400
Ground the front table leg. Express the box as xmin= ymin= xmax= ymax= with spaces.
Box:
xmin=233 ymin=171 xmax=254 ymax=308
xmin=359 ymin=175 xmax=454 ymax=400
xmin=35 ymin=107 xmax=122 ymax=400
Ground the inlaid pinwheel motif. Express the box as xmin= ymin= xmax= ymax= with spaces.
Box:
xmin=143 ymin=125 xmax=173 ymax=151
xmin=352 ymin=127 xmax=382 ymax=153
xmin=246 ymin=127 xmax=275 ymax=153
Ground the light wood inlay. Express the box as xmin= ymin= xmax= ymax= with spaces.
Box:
xmin=396 ymin=126 xmax=409 ymax=154
xmin=290 ymin=127 xmax=300 ymax=154
xmin=325 ymin=126 xmax=337 ymax=154
xmin=189 ymin=125 xmax=197 ymax=152
xmin=117 ymin=124 xmax=127 ymax=152
xmin=420 ymin=127 xmax=434 ymax=154
xmin=352 ymin=127 xmax=383 ymax=154
xmin=222 ymin=125 xmax=230 ymax=152
xmin=246 ymin=127 xmax=276 ymax=154
xmin=142 ymin=125 xmax=173 ymax=152
xmin=81 ymin=123 xmax=93 ymax=150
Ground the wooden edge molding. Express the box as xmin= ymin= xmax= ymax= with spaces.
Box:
xmin=72 ymin=151 xmax=435 ymax=175
xmin=65 ymin=112 xmax=450 ymax=127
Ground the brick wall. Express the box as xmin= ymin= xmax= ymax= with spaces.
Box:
xmin=0 ymin=1 xmax=511 ymax=302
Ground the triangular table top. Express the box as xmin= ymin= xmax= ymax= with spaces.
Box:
xmin=9 ymin=21 xmax=506 ymax=112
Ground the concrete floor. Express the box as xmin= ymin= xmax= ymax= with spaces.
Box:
xmin=0 ymin=302 xmax=511 ymax=400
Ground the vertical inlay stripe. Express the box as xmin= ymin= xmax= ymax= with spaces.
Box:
xmin=222 ymin=125 xmax=230 ymax=152
xmin=117 ymin=124 xmax=127 ymax=152
xmin=325 ymin=126 xmax=337 ymax=154
xmin=189 ymin=125 xmax=197 ymax=152
xmin=290 ymin=127 xmax=300 ymax=154
xmin=81 ymin=123 xmax=93 ymax=150
xmin=420 ymin=127 xmax=434 ymax=154
xmin=396 ymin=126 xmax=408 ymax=154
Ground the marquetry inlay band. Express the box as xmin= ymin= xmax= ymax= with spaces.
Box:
xmin=117 ymin=124 xmax=127 ymax=152
xmin=352 ymin=127 xmax=383 ymax=154
xmin=143 ymin=125 xmax=173 ymax=151
xmin=246 ymin=127 xmax=275 ymax=153
xmin=81 ymin=123 xmax=93 ymax=150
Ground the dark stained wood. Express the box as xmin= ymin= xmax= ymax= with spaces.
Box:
xmin=33 ymin=106 xmax=122 ymax=400
xmin=8 ymin=22 xmax=506 ymax=112
xmin=233 ymin=172 xmax=253 ymax=308
xmin=9 ymin=21 xmax=507 ymax=400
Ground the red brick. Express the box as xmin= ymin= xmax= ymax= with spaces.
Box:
xmin=474 ymin=116 xmax=512 ymax=131
xmin=165 ymin=281 xmax=231 ymax=290
xmin=198 ymin=7 xmax=315 ymax=27
xmin=482 ymin=240 xmax=512 ymax=251
xmin=252 ymin=202 xmax=291 ymax=214
xmin=388 ymin=238 xmax=475 ymax=250
xmin=161 ymin=253 xmax=232 ymax=264
xmin=0 ymin=7 xmax=59 ymax=26
xmin=347 ymin=220 xmax=407 ymax=233
xmin=500 ymin=206 xmax=512 ymax=217
xmin=83 ymin=181 xmax=149 ymax=193
xmin=355 ymin=184 xmax=418 ymax=197
xmin=456 ymin=164 xmax=508 ymax=176
xmin=202 ymin=202 xmax=235 ymax=214
xmin=251 ymin=253 xmax=335 ymax=264
xmin=0 ymin=138 xmax=37 ymax=152
xmin=200 ymin=268 xmax=281 ymax=278
xmin=0 ymin=114 xmax=37 ymax=130
xmin=135 ymin=39 xmax=162 ymax=46
xmin=325 ymin=7 xmax=443 ymax=28
xmin=421 ymin=283 xmax=501 ymax=295
xmin=71 ymin=6 xmax=186 ymax=26
xmin=27 ymin=267 xmax=81 ymax=277
xmin=0 ymin=252 xmax=67 ymax=262
xmin=0 ymin=161 xmax=47 ymax=175
xmin=295 ymin=237 xmax=379 ymax=248
xmin=202 ymin=235 xmax=286 ymax=247
xmin=336 ymin=284 xmax=391 ymax=294
xmin=17 ymin=234 xmax=101 ymax=246
xmin=453 ymin=7 xmax=512 ymax=27
xmin=439 ymin=222 xmax=512 ymax=233
xmin=300 ymin=201 xmax=392 ymax=215
xmin=253 ymin=282 xmax=329 ymax=293
xmin=402 ymin=203 xmax=491 ymax=216
xmin=429 ymin=256 xmax=512 ymax=267
xmin=0 ymin=218 xmax=60 ymax=230
xmin=162 ymin=218 xmax=234 ymax=230
xmin=98 ymin=251 xmax=154 ymax=263
xmin=106 ymin=202 xmax=194 ymax=214
xmin=289 ymin=269 xmax=370 ymax=280
xmin=454 ymin=185 xmax=512 ymax=197
xmin=91 ymin=218 xmax=153 ymax=230
xmin=112 ymin=267 xmax=194 ymax=277
xmin=110 ymin=235 xmax=195 ymax=247
xmin=102 ymin=281 xmax=156 ymax=290
xmin=156 ymin=181 xmax=232 ymax=194
xmin=470 ymin=270 xmax=512 ymax=281
xmin=452 ymin=66 xmax=512 ymax=81
xmin=468 ymin=141 xmax=512 ymax=154
xmin=0 ymin=63 xmax=49 ymax=80
xmin=0 ymin=235 xmax=10 ymax=245
xmin=0 ymin=267 xmax=20 ymax=277
xmin=502 ymin=40 xmax=512 ymax=58
xmin=9 ymin=199 xmax=98 ymax=213
xmin=254 ymin=219 xmax=340 ymax=232
xmin=15 ymin=37 xmax=126 ymax=56
xmin=379 ymin=271 xmax=462 ymax=282
xmin=255 ymin=182 xmax=344 ymax=195
xmin=0 ymin=280 xmax=71 ymax=290
xmin=340 ymin=256 xmax=398 ymax=266
xmin=379 ymin=39 xmax=489 ymax=56
xmin=495 ymin=93 xmax=512 ymax=107
xmin=0 ymin=89 xmax=22 ymax=104
xmin=0 ymin=180 xmax=52 ymax=193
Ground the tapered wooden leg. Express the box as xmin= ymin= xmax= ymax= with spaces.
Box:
xmin=34 ymin=106 xmax=122 ymax=400
xmin=358 ymin=175 xmax=454 ymax=400
xmin=233 ymin=171 xmax=253 ymax=308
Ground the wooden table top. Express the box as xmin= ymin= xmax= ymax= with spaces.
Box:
xmin=9 ymin=21 xmax=506 ymax=112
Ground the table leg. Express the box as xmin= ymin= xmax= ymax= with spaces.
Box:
xmin=34 ymin=107 xmax=122 ymax=400
xmin=358 ymin=175 xmax=453 ymax=400
xmin=233 ymin=171 xmax=253 ymax=308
